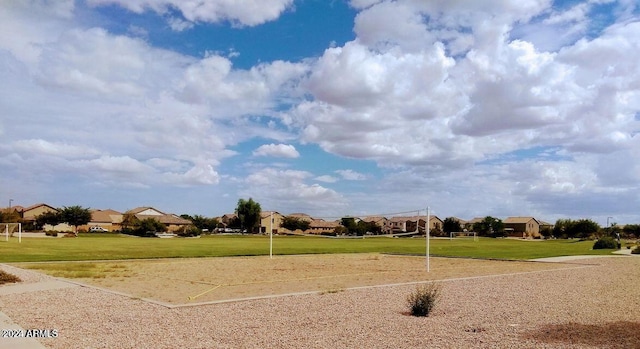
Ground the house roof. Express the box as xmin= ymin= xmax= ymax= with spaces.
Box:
xmin=260 ymin=211 xmax=282 ymax=219
xmin=504 ymin=217 xmax=540 ymax=224
xmin=361 ymin=216 xmax=388 ymax=224
xmin=21 ymin=203 xmax=58 ymax=213
xmin=127 ymin=207 xmax=165 ymax=215
xmin=467 ymin=217 xmax=485 ymax=224
xmin=126 ymin=207 xmax=190 ymax=225
xmin=287 ymin=213 xmax=314 ymax=221
xmin=310 ymin=219 xmax=340 ymax=228
xmin=91 ymin=209 xmax=123 ymax=224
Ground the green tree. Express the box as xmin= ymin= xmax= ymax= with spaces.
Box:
xmin=121 ymin=212 xmax=140 ymax=234
xmin=553 ymin=219 xmax=573 ymax=238
xmin=235 ymin=198 xmax=261 ymax=233
xmin=571 ymin=219 xmax=600 ymax=239
xmin=622 ymin=224 xmax=640 ymax=238
xmin=281 ymin=216 xmax=311 ymax=231
xmin=135 ymin=218 xmax=167 ymax=237
xmin=59 ymin=206 xmax=92 ymax=235
xmin=186 ymin=215 xmax=220 ymax=233
xmin=443 ymin=217 xmax=462 ymax=234
xmin=35 ymin=211 xmax=61 ymax=230
xmin=473 ymin=216 xmax=504 ymax=237
xmin=340 ymin=217 xmax=358 ymax=235
xmin=357 ymin=220 xmax=381 ymax=235
xmin=0 ymin=209 xmax=20 ymax=223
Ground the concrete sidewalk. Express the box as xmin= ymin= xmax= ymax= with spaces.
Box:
xmin=1 ymin=279 xmax=78 ymax=349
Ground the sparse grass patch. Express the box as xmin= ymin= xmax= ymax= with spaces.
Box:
xmin=0 ymin=270 xmax=21 ymax=284
xmin=407 ymin=283 xmax=441 ymax=317
xmin=320 ymin=287 xmax=345 ymax=295
xmin=22 ymin=262 xmax=133 ymax=279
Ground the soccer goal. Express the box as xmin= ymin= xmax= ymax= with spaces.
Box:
xmin=449 ymin=231 xmax=478 ymax=241
xmin=1 ymin=222 xmax=22 ymax=243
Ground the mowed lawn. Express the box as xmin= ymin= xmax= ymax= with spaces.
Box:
xmin=0 ymin=234 xmax=616 ymax=263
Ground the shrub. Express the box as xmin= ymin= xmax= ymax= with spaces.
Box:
xmin=45 ymin=231 xmax=58 ymax=237
xmin=407 ymin=283 xmax=441 ymax=317
xmin=0 ymin=270 xmax=21 ymax=285
xmin=632 ymin=246 xmax=640 ymax=255
xmin=593 ymin=236 xmax=618 ymax=249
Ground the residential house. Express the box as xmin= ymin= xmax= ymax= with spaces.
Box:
xmin=260 ymin=211 xmax=284 ymax=234
xmin=307 ymin=219 xmax=341 ymax=235
xmin=388 ymin=216 xmax=423 ymax=234
xmin=82 ymin=209 xmax=123 ymax=232
xmin=360 ymin=216 xmax=389 ymax=234
xmin=19 ymin=203 xmax=71 ymax=232
xmin=126 ymin=207 xmax=192 ymax=232
xmin=465 ymin=217 xmax=485 ymax=231
xmin=504 ymin=217 xmax=541 ymax=238
xmin=429 ymin=216 xmax=444 ymax=233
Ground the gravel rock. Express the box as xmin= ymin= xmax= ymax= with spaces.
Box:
xmin=1 ymin=257 xmax=638 ymax=349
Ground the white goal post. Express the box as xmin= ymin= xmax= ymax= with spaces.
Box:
xmin=449 ymin=231 xmax=478 ymax=241
xmin=2 ymin=223 xmax=22 ymax=243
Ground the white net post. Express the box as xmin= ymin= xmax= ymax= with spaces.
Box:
xmin=2 ymin=223 xmax=22 ymax=243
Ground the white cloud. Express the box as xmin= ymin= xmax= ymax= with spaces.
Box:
xmin=1 ymin=0 xmax=640 ymax=223
xmin=253 ymin=144 xmax=300 ymax=158
xmin=87 ymin=0 xmax=294 ymax=27
xmin=315 ymin=175 xmax=339 ymax=183
xmin=335 ymin=169 xmax=367 ymax=181
xmin=243 ymin=168 xmax=347 ymax=215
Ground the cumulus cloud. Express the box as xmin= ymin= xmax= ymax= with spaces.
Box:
xmin=2 ymin=0 xmax=639 ymax=222
xmin=242 ymin=168 xmax=347 ymax=215
xmin=335 ymin=169 xmax=367 ymax=181
xmin=253 ymin=144 xmax=300 ymax=158
xmin=87 ymin=0 xmax=294 ymax=27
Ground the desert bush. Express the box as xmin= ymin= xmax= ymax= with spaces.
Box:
xmin=407 ymin=283 xmax=441 ymax=317
xmin=593 ymin=236 xmax=618 ymax=249
xmin=0 ymin=270 xmax=21 ymax=285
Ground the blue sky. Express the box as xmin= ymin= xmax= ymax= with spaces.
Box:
xmin=1 ymin=0 xmax=639 ymax=225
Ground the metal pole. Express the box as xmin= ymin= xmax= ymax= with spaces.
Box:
xmin=269 ymin=211 xmax=273 ymax=259
xmin=426 ymin=206 xmax=430 ymax=272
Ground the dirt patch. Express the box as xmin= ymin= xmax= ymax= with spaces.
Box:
xmin=18 ymin=254 xmax=584 ymax=305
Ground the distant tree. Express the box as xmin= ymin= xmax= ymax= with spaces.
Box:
xmin=622 ymin=224 xmax=640 ymax=239
xmin=59 ymin=206 xmax=92 ymax=235
xmin=35 ymin=211 xmax=61 ymax=230
xmin=235 ymin=198 xmax=261 ymax=233
xmin=357 ymin=220 xmax=381 ymax=235
xmin=473 ymin=216 xmax=504 ymax=237
xmin=281 ymin=216 xmax=311 ymax=231
xmin=187 ymin=215 xmax=219 ymax=233
xmin=553 ymin=219 xmax=573 ymax=238
xmin=340 ymin=217 xmax=358 ymax=235
xmin=570 ymin=219 xmax=600 ymax=239
xmin=540 ymin=225 xmax=553 ymax=239
xmin=0 ymin=209 xmax=20 ymax=223
xmin=121 ymin=213 xmax=140 ymax=233
xmin=333 ymin=226 xmax=348 ymax=236
xmin=135 ymin=218 xmax=167 ymax=237
xmin=443 ymin=217 xmax=462 ymax=234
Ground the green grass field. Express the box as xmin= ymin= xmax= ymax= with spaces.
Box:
xmin=0 ymin=234 xmax=617 ymax=263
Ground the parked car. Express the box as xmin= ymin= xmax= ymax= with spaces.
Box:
xmin=89 ymin=226 xmax=109 ymax=232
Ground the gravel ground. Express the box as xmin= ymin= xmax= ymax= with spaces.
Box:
xmin=1 ymin=256 xmax=639 ymax=349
